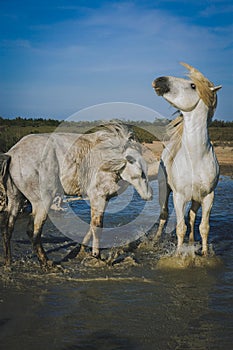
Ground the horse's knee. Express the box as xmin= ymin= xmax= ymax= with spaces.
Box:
xmin=160 ymin=209 xmax=168 ymax=221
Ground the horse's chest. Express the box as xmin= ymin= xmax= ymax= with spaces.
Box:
xmin=171 ymin=168 xmax=216 ymax=200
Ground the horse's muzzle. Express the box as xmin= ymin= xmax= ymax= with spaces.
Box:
xmin=152 ymin=76 xmax=170 ymax=96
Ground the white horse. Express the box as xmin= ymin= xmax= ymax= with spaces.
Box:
xmin=0 ymin=123 xmax=152 ymax=268
xmin=152 ymin=62 xmax=222 ymax=255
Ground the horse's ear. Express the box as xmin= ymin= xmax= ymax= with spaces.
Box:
xmin=100 ymin=159 xmax=127 ymax=172
xmin=210 ymin=85 xmax=222 ymax=92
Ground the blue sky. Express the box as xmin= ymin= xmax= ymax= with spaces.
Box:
xmin=0 ymin=0 xmax=232 ymax=121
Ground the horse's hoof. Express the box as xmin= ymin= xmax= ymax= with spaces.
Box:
xmin=3 ymin=264 xmax=13 ymax=272
xmin=81 ymin=256 xmax=106 ymax=268
xmin=152 ymin=236 xmax=161 ymax=247
xmin=78 ymin=245 xmax=90 ymax=257
xmin=53 ymin=263 xmax=64 ymax=272
xmin=188 ymin=239 xmax=195 ymax=245
xmin=3 ymin=257 xmax=12 ymax=267
xmin=41 ymin=260 xmax=64 ymax=272
xmin=92 ymin=250 xmax=100 ymax=259
xmin=175 ymin=249 xmax=182 ymax=257
xmin=202 ymin=251 xmax=208 ymax=257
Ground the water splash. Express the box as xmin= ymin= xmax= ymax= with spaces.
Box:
xmin=156 ymin=243 xmax=222 ymax=269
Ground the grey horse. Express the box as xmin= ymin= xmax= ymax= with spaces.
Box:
xmin=152 ymin=63 xmax=221 ymax=255
xmin=0 ymin=123 xmax=152 ymax=268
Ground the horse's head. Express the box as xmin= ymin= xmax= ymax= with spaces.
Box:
xmin=152 ymin=62 xmax=222 ymax=114
xmin=98 ymin=123 xmax=153 ymax=201
xmin=119 ymin=146 xmax=153 ymax=201
xmin=100 ymin=145 xmax=153 ymax=200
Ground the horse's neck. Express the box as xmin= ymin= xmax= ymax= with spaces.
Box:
xmin=182 ymin=102 xmax=211 ymax=155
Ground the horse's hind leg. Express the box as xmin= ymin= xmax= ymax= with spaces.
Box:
xmin=1 ymin=198 xmax=22 ymax=266
xmin=27 ymin=206 xmax=49 ymax=267
xmin=188 ymin=200 xmax=200 ymax=243
xmin=155 ymin=164 xmax=171 ymax=241
xmin=81 ymin=229 xmax=92 ymax=251
xmin=0 ymin=211 xmax=13 ymax=266
xmin=156 ymin=190 xmax=171 ymax=240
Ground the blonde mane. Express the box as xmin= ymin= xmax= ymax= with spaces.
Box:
xmin=181 ymin=62 xmax=218 ymax=110
xmin=164 ymin=114 xmax=183 ymax=165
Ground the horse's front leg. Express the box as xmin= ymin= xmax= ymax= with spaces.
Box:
xmin=200 ymin=192 xmax=214 ymax=256
xmin=173 ymin=192 xmax=187 ymax=254
xmin=81 ymin=206 xmax=105 ymax=257
xmin=188 ymin=200 xmax=200 ymax=243
xmin=90 ymin=209 xmax=104 ymax=258
xmin=87 ymin=198 xmax=106 ymax=258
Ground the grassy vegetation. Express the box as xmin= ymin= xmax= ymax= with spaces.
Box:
xmin=0 ymin=118 xmax=59 ymax=152
xmin=0 ymin=116 xmax=232 ymax=152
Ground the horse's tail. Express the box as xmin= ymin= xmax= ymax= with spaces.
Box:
xmin=0 ymin=154 xmax=11 ymax=212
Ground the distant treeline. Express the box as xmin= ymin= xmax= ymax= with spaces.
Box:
xmin=1 ymin=116 xmax=232 ymax=127
xmin=0 ymin=116 xmax=232 ymax=152
xmin=0 ymin=116 xmax=60 ymax=127
xmin=210 ymin=119 xmax=233 ymax=127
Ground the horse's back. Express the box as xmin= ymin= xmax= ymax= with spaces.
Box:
xmin=7 ymin=132 xmax=83 ymax=164
xmin=7 ymin=134 xmax=59 ymax=202
xmin=6 ymin=133 xmax=85 ymax=203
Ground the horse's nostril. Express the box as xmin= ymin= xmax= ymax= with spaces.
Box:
xmin=152 ymin=76 xmax=170 ymax=96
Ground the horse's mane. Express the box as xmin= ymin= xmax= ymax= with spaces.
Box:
xmin=95 ymin=122 xmax=141 ymax=153
xmin=69 ymin=122 xmax=141 ymax=194
xmin=74 ymin=122 xmax=136 ymax=155
xmin=167 ymin=113 xmax=183 ymax=140
xmin=94 ymin=123 xmax=142 ymax=172
xmin=164 ymin=114 xmax=183 ymax=164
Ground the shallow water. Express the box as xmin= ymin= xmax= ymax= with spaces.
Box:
xmin=0 ymin=176 xmax=233 ymax=350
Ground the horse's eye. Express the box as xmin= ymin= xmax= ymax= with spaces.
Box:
xmin=191 ymin=83 xmax=196 ymax=90
xmin=126 ymin=155 xmax=135 ymax=164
